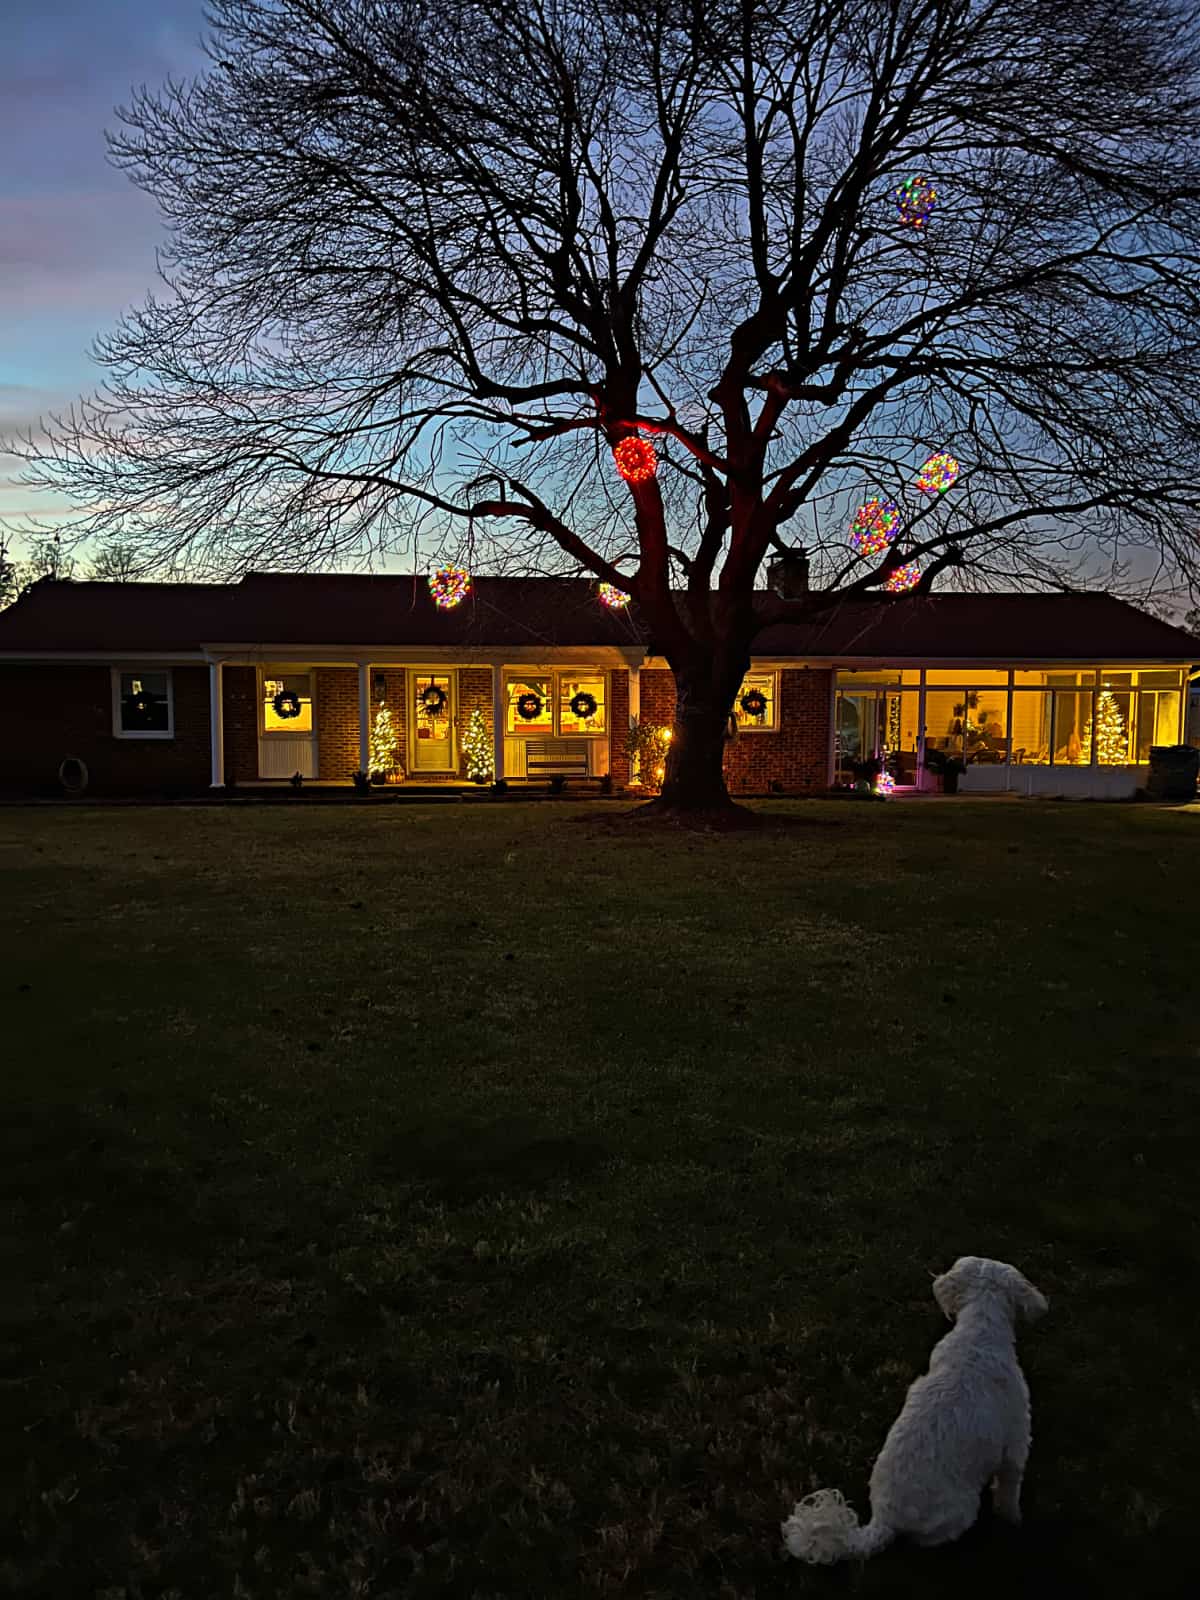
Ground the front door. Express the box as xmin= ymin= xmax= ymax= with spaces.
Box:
xmin=410 ymin=671 xmax=456 ymax=773
xmin=834 ymin=692 xmax=879 ymax=784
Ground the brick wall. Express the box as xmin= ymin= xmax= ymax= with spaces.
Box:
xmin=637 ymin=666 xmax=832 ymax=793
xmin=315 ymin=668 xmax=359 ymax=781
xmin=609 ymin=669 xmax=631 ymax=787
xmin=0 ymin=663 xmax=211 ymax=795
xmin=371 ymin=669 xmax=409 ymax=778
xmin=221 ymin=665 xmax=258 ymax=784
xmin=457 ymin=668 xmax=494 ymax=779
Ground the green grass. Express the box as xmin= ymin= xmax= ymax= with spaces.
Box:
xmin=1 ymin=798 xmax=1197 ymax=1598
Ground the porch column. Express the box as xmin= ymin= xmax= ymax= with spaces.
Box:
xmin=491 ymin=665 xmax=506 ymax=782
xmin=208 ymin=660 xmax=225 ymax=788
xmin=628 ymin=665 xmax=642 ymax=783
xmin=358 ymin=663 xmax=370 ymax=773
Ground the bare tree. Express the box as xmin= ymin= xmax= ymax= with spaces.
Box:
xmin=87 ymin=539 xmax=143 ymax=581
xmin=12 ymin=0 xmax=1200 ymax=810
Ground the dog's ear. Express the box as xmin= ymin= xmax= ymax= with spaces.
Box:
xmin=1007 ymin=1269 xmax=1049 ymax=1324
xmin=932 ymin=1257 xmax=977 ymax=1320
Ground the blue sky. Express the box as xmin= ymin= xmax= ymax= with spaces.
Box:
xmin=1 ymin=0 xmax=208 ymax=536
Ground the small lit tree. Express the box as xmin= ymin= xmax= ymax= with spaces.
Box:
xmin=368 ymin=703 xmax=401 ymax=781
xmin=462 ymin=707 xmax=493 ymax=784
xmin=1081 ymin=690 xmax=1128 ymax=765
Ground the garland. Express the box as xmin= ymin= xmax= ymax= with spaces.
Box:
xmin=272 ymin=689 xmax=302 ymax=720
xmin=568 ymin=690 xmax=598 ymax=721
xmin=420 ymin=683 xmax=448 ymax=716
xmin=516 ymin=690 xmax=545 ymax=722
xmin=739 ymin=688 xmax=769 ymax=720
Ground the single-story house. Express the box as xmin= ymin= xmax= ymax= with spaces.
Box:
xmin=0 ymin=571 xmax=1195 ymax=799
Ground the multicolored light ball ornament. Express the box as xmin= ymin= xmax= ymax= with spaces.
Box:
xmin=915 ymin=452 xmax=960 ymax=496
xmin=428 ymin=565 xmax=471 ymax=609
xmin=598 ymin=582 xmax=630 ymax=609
xmin=885 ymin=562 xmax=922 ymax=594
xmin=613 ymin=436 xmax=658 ymax=484
xmin=850 ymin=497 xmax=903 ymax=557
xmin=894 ymin=174 xmax=938 ymax=229
xmin=874 ymin=768 xmax=896 ymax=797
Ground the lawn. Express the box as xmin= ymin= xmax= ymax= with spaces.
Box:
xmin=1 ymin=798 xmax=1197 ymax=1598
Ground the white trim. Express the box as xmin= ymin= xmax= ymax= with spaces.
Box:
xmin=358 ymin=663 xmax=371 ymax=775
xmin=0 ymin=651 xmax=204 ymax=664
xmin=111 ymin=665 xmax=175 ymax=740
xmin=501 ymin=666 xmax=611 ymax=740
xmin=491 ymin=667 xmax=506 ymax=782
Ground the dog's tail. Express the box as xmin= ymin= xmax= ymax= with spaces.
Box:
xmin=781 ymin=1490 xmax=894 ymax=1564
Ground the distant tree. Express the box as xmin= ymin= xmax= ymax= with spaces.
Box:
xmin=0 ymin=542 xmax=18 ymax=611
xmin=87 ymin=540 xmax=142 ymax=581
xmin=1185 ymin=607 xmax=1200 ymax=637
xmin=13 ymin=0 xmax=1200 ymax=812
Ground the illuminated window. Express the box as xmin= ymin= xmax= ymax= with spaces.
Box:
xmin=113 ymin=668 xmax=174 ymax=738
xmin=505 ymin=676 xmax=554 ymax=735
xmin=559 ymin=675 xmax=607 ymax=734
xmin=732 ymin=671 xmax=778 ymax=730
xmin=262 ymin=672 xmax=313 ymax=734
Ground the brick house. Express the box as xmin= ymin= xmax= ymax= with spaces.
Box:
xmin=0 ymin=572 xmax=1194 ymax=799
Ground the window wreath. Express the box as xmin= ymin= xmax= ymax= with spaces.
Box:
xmin=568 ymin=690 xmax=598 ymax=721
xmin=516 ymin=690 xmax=545 ymax=722
xmin=272 ymin=689 xmax=302 ymax=720
xmin=739 ymin=688 xmax=769 ymax=720
xmin=420 ymin=683 xmax=448 ymax=717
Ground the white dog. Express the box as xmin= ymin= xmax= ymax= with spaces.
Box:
xmin=782 ymin=1256 xmax=1048 ymax=1563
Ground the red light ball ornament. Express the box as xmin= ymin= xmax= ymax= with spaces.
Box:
xmin=613 ymin=436 xmax=658 ymax=484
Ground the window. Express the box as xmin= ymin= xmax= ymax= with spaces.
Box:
xmin=732 ymin=671 xmax=778 ymax=730
xmin=1136 ymin=686 xmax=1183 ymax=760
xmin=113 ymin=669 xmax=174 ymax=738
xmin=505 ymin=671 xmax=607 ymax=736
xmin=262 ymin=672 xmax=314 ymax=734
xmin=559 ymin=674 xmax=607 ymax=734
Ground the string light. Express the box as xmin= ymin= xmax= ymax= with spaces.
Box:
xmin=598 ymin=582 xmax=630 ymax=609
xmin=850 ymin=498 xmax=902 ymax=557
xmin=874 ymin=769 xmax=896 ymax=796
xmin=885 ymin=562 xmax=922 ymax=593
xmin=915 ymin=452 xmax=960 ymax=495
xmin=613 ymin=436 xmax=658 ymax=484
xmin=428 ymin=565 xmax=471 ymax=609
xmin=895 ymin=174 xmax=938 ymax=228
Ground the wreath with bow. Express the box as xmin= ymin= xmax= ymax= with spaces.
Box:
xmin=516 ymin=690 xmax=545 ymax=722
xmin=272 ymin=689 xmax=302 ymax=720
xmin=568 ymin=690 xmax=598 ymax=721
xmin=739 ymin=688 xmax=769 ymax=720
xmin=420 ymin=683 xmax=448 ymax=716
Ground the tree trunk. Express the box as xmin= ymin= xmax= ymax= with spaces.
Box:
xmin=647 ymin=659 xmax=744 ymax=815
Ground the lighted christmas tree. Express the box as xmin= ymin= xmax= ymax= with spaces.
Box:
xmin=462 ymin=707 xmax=494 ymax=783
xmin=1080 ymin=689 xmax=1128 ymax=765
xmin=368 ymin=703 xmax=401 ymax=780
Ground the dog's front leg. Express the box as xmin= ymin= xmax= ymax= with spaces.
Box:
xmin=992 ymin=1449 xmax=1026 ymax=1524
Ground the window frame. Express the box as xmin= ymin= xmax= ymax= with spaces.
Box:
xmin=111 ymin=666 xmax=175 ymax=741
xmin=732 ymin=669 xmax=780 ymax=732
xmin=504 ymin=669 xmax=609 ymax=738
xmin=259 ymin=668 xmax=315 ymax=738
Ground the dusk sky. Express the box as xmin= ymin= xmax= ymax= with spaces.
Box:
xmin=2 ymin=0 xmax=209 ymax=537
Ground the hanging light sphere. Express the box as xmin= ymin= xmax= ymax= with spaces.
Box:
xmin=915 ymin=452 xmax=960 ymax=495
xmin=613 ymin=436 xmax=658 ymax=484
xmin=849 ymin=497 xmax=903 ymax=557
xmin=598 ymin=582 xmax=631 ymax=609
xmin=894 ymin=174 xmax=938 ymax=228
xmin=428 ymin=565 xmax=471 ymax=609
xmin=885 ymin=562 xmax=922 ymax=594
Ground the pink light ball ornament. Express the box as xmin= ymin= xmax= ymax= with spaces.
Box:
xmin=915 ymin=452 xmax=960 ymax=495
xmin=885 ymin=563 xmax=922 ymax=594
xmin=895 ymin=174 xmax=938 ymax=228
xmin=428 ymin=565 xmax=471 ymax=609
xmin=850 ymin=498 xmax=902 ymax=557
xmin=613 ymin=436 xmax=658 ymax=484
xmin=598 ymin=582 xmax=630 ymax=609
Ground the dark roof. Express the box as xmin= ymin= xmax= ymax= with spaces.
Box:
xmin=0 ymin=572 xmax=1194 ymax=662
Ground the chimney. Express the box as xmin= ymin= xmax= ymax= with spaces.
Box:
xmin=767 ymin=546 xmax=809 ymax=599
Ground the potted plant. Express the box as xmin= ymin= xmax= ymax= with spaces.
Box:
xmin=848 ymin=754 xmax=882 ymax=793
xmin=923 ymin=747 xmax=966 ymax=794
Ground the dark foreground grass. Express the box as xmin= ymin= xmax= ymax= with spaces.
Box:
xmin=1 ymin=799 xmax=1197 ymax=1598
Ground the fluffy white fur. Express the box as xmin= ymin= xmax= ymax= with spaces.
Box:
xmin=782 ymin=1256 xmax=1048 ymax=1564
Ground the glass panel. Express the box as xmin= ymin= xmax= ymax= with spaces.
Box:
xmin=120 ymin=671 xmax=170 ymax=732
xmin=732 ymin=671 xmax=777 ymax=730
xmin=1010 ymin=690 xmax=1052 ymax=764
xmin=1138 ymin=689 xmax=1181 ymax=758
xmin=1013 ymin=669 xmax=1095 ymax=687
xmin=1099 ymin=671 xmax=1133 ymax=689
xmin=263 ymin=673 xmax=313 ymax=734
xmin=1136 ymin=670 xmax=1184 ymax=689
xmin=559 ymin=674 xmax=607 ymax=734
xmin=505 ymin=676 xmax=553 ymax=735
xmin=924 ymin=691 xmax=966 ymax=761
xmin=1088 ymin=688 xmax=1132 ymax=764
xmin=924 ymin=668 xmax=1010 ymax=685
xmin=1053 ymin=689 xmax=1091 ymax=764
xmin=414 ymin=674 xmax=453 ymax=743
xmin=835 ymin=669 xmax=919 ymax=686
xmin=882 ymin=689 xmax=920 ymax=784
xmin=966 ymin=694 xmax=1008 ymax=764
xmin=834 ymin=692 xmax=879 ymax=783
